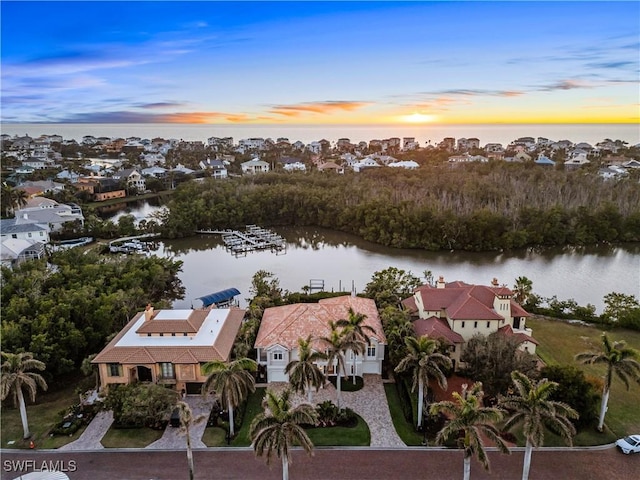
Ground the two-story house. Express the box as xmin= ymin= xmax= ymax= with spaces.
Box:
xmin=402 ymin=277 xmax=536 ymax=370
xmin=92 ymin=305 xmax=244 ymax=394
xmin=254 ymin=296 xmax=386 ymax=383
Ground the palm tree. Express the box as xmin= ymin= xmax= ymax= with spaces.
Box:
xmin=499 ymin=371 xmax=578 ymax=480
xmin=395 ymin=336 xmax=452 ymax=429
xmin=1 ymin=184 xmax=28 ymax=217
xmin=175 ymin=400 xmax=196 ymax=480
xmin=0 ymin=352 xmax=48 ymax=439
xmin=337 ymin=307 xmax=374 ymax=383
xmin=513 ymin=276 xmax=533 ymax=305
xmin=575 ymin=332 xmax=640 ymax=431
xmin=430 ymin=382 xmax=510 ymax=480
xmin=250 ymin=388 xmax=318 ymax=480
xmin=285 ymin=335 xmax=326 ymax=403
xmin=202 ymin=357 xmax=257 ymax=437
xmin=320 ymin=321 xmax=364 ymax=408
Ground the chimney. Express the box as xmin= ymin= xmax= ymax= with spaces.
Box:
xmin=437 ymin=276 xmax=445 ymax=289
xmin=144 ymin=304 xmax=154 ymax=321
xmin=491 ymin=278 xmax=499 ymax=287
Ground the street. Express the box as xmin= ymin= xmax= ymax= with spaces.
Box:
xmin=2 ymin=447 xmax=638 ymax=480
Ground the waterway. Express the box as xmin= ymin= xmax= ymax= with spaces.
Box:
xmin=102 ymin=201 xmax=640 ymax=313
xmin=149 ymin=227 xmax=639 ymax=314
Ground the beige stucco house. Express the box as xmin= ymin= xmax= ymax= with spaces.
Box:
xmin=402 ymin=277 xmax=536 ymax=370
xmin=93 ymin=305 xmax=244 ymax=394
xmin=254 ymin=295 xmax=386 ymax=383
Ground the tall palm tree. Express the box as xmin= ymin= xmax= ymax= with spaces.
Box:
xmin=395 ymin=336 xmax=452 ymax=429
xmin=0 ymin=352 xmax=48 ymax=439
xmin=337 ymin=307 xmax=374 ymax=383
xmin=575 ymin=332 xmax=640 ymax=431
xmin=285 ymin=335 xmax=326 ymax=403
xmin=250 ymin=388 xmax=318 ymax=480
xmin=202 ymin=357 xmax=257 ymax=437
xmin=512 ymin=276 xmax=533 ymax=305
xmin=1 ymin=184 xmax=28 ymax=217
xmin=430 ymin=382 xmax=510 ymax=480
xmin=500 ymin=371 xmax=578 ymax=480
xmin=175 ymin=400 xmax=196 ymax=480
xmin=320 ymin=321 xmax=364 ymax=408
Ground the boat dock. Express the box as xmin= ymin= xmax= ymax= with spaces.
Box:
xmin=196 ymin=225 xmax=286 ymax=256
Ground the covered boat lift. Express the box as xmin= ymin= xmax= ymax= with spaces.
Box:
xmin=197 ymin=288 xmax=241 ymax=308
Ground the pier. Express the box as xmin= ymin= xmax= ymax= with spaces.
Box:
xmin=196 ymin=225 xmax=286 ymax=257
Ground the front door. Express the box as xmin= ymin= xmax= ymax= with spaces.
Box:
xmin=137 ymin=366 xmax=153 ymax=382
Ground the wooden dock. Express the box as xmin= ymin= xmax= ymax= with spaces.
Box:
xmin=196 ymin=225 xmax=286 ymax=256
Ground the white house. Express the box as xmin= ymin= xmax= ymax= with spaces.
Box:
xmin=352 ymin=158 xmax=381 ymax=172
xmin=241 ymin=159 xmax=270 ymax=175
xmin=199 ymin=158 xmax=228 ymax=178
xmin=388 ymin=160 xmax=419 ymax=169
xmin=254 ymin=296 xmax=386 ymax=383
xmin=112 ymin=168 xmax=146 ymax=192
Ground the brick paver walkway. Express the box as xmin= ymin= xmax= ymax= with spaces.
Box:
xmin=59 ymin=410 xmax=114 ymax=451
xmin=146 ymin=395 xmax=215 ymax=449
xmin=271 ymin=374 xmax=405 ymax=448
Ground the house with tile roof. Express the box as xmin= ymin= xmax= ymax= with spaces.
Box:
xmin=254 ymin=295 xmax=386 ymax=383
xmin=402 ymin=276 xmax=536 ymax=371
xmin=92 ymin=305 xmax=244 ymax=394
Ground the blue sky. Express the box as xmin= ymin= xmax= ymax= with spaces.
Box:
xmin=1 ymin=1 xmax=638 ymax=124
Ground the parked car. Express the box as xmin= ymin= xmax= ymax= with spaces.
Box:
xmin=615 ymin=435 xmax=640 ymax=454
xmin=170 ymin=408 xmax=181 ymax=428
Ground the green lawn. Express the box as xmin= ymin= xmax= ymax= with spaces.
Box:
xmin=528 ymin=317 xmax=640 ymax=437
xmin=304 ymin=414 xmax=370 ymax=446
xmin=100 ymin=426 xmax=163 ymax=448
xmin=1 ymin=383 xmax=88 ymax=449
xmin=384 ymin=383 xmax=423 ymax=446
xmin=202 ymin=426 xmax=227 ymax=447
xmin=231 ymin=387 xmax=266 ymax=447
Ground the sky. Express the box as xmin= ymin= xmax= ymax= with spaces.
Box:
xmin=1 ymin=1 xmax=639 ymax=125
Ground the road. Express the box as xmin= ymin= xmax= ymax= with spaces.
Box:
xmin=1 ymin=446 xmax=638 ymax=480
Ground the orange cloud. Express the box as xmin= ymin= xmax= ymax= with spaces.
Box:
xmin=269 ymin=100 xmax=370 ymax=117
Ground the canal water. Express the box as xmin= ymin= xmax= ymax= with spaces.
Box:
xmin=103 ymin=201 xmax=640 ymax=313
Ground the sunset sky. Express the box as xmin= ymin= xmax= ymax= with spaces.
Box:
xmin=1 ymin=1 xmax=638 ymax=125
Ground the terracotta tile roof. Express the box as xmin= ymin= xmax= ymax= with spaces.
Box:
xmin=410 ymin=283 xmax=525 ymax=321
xmin=135 ymin=309 xmax=208 ymax=334
xmin=496 ymin=325 xmax=539 ymax=345
xmin=93 ymin=307 xmax=244 ymax=365
xmin=413 ymin=316 xmax=464 ymax=345
xmin=255 ymin=296 xmax=386 ymax=350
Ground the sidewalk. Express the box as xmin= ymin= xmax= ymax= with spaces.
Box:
xmin=146 ymin=395 xmax=215 ymax=449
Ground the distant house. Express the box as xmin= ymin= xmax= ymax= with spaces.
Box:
xmin=92 ymin=305 xmax=245 ymax=394
xmin=77 ymin=177 xmax=126 ymax=202
xmin=279 ymin=156 xmax=306 ymax=172
xmin=241 ymin=158 xmax=270 ymax=174
xmin=142 ymin=166 xmax=168 ymax=178
xmin=352 ymin=158 xmax=381 ymax=172
xmin=535 ymin=154 xmax=555 ymax=166
xmin=317 ymin=161 xmax=344 ymax=174
xmin=255 ymin=296 xmax=386 ymax=383
xmin=14 ymin=198 xmax=84 ymax=231
xmin=199 ymin=158 xmax=228 ymax=178
xmin=0 ymin=219 xmax=50 ymax=268
xmin=112 ymin=168 xmax=145 ymax=193
xmin=388 ymin=160 xmax=419 ymax=170
xmin=402 ymin=276 xmax=536 ymax=371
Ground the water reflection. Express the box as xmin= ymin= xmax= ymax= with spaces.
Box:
xmin=150 ymin=226 xmax=639 ymax=314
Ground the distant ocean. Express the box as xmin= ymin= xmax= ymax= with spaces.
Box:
xmin=1 ymin=123 xmax=638 ymax=148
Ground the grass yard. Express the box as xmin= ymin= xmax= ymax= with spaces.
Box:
xmin=100 ymin=426 xmax=163 ymax=448
xmin=384 ymin=383 xmax=423 ymax=446
xmin=202 ymin=426 xmax=227 ymax=447
xmin=528 ymin=316 xmax=640 ymax=437
xmin=304 ymin=414 xmax=370 ymax=446
xmin=231 ymin=387 xmax=266 ymax=447
xmin=0 ymin=383 xmax=87 ymax=449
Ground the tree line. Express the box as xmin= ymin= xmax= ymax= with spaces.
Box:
xmin=0 ymin=249 xmax=184 ymax=379
xmin=158 ymin=164 xmax=640 ymax=251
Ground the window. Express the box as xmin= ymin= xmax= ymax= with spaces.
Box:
xmin=259 ymin=350 xmax=267 ymax=362
xmin=367 ymin=344 xmax=376 ymax=357
xmin=160 ymin=362 xmax=174 ymax=378
xmin=272 ymin=351 xmax=283 ymax=361
xmin=28 ymin=233 xmax=32 ymax=238
xmin=461 ymin=321 xmax=465 ymax=328
xmin=171 ymin=333 xmax=176 ymax=337
xmin=11 ymin=234 xmax=17 ymax=239
xmin=487 ymin=321 xmax=491 ymax=328
xmin=474 ymin=321 xmax=478 ymax=328
xmin=108 ymin=363 xmax=122 ymax=377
